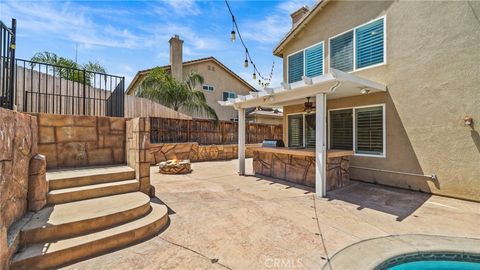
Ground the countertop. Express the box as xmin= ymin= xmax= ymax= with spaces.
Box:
xmin=251 ymin=147 xmax=354 ymax=158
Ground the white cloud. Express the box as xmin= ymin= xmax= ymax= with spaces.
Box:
xmin=1 ymin=1 xmax=146 ymax=49
xmin=277 ymin=0 xmax=314 ymax=14
xmin=1 ymin=0 xmax=220 ymax=53
xmin=153 ymin=0 xmax=201 ymax=16
xmin=242 ymin=0 xmax=317 ymax=44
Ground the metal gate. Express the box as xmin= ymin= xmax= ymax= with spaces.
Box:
xmin=0 ymin=19 xmax=16 ymax=109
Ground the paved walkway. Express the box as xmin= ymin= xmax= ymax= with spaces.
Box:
xmin=64 ymin=159 xmax=480 ymax=270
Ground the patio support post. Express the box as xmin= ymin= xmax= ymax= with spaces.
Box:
xmin=315 ymin=93 xmax=327 ymax=197
xmin=238 ymin=108 xmax=246 ymax=175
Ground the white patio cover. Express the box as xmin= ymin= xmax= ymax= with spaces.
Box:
xmin=219 ymin=69 xmax=386 ymax=197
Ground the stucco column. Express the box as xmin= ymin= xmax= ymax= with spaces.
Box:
xmin=315 ymin=93 xmax=327 ymax=197
xmin=238 ymin=108 xmax=246 ymax=175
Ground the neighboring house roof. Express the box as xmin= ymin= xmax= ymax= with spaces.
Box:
xmin=246 ymin=107 xmax=283 ymax=118
xmin=273 ymin=0 xmax=331 ymax=57
xmin=126 ymin=56 xmax=256 ymax=95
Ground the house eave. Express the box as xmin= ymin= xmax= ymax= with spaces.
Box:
xmin=273 ymin=0 xmax=332 ymax=57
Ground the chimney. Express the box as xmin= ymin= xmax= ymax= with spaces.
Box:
xmin=169 ymin=34 xmax=183 ymax=81
xmin=290 ymin=6 xmax=309 ymax=26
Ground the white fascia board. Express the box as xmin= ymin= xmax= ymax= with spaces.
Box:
xmin=331 ymin=68 xmax=386 ymax=91
xmin=218 ymin=71 xmax=386 ymax=108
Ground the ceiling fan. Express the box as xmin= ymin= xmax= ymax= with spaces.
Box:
xmin=304 ymin=97 xmax=315 ymax=113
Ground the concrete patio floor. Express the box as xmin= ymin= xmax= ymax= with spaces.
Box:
xmin=63 ymin=159 xmax=480 ymax=270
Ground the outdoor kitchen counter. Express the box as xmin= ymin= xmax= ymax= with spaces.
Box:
xmin=252 ymin=147 xmax=353 ymax=191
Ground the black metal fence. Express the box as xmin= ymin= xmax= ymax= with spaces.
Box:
xmin=0 ymin=19 xmax=16 ymax=110
xmin=1 ymin=17 xmax=124 ymax=117
xmin=15 ymin=58 xmax=125 ymax=117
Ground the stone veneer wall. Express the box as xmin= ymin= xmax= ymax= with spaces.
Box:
xmin=149 ymin=143 xmax=260 ymax=165
xmin=253 ymin=151 xmax=350 ymax=191
xmin=0 ymin=108 xmax=38 ymax=269
xmin=126 ymin=118 xmax=152 ymax=196
xmin=33 ymin=113 xmax=126 ymax=169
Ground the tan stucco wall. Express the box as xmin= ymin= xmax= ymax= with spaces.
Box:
xmin=181 ymin=61 xmax=252 ymax=120
xmin=279 ymin=1 xmax=480 ymax=201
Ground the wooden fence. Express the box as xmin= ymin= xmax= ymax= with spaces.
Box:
xmin=124 ymin=95 xmax=192 ymax=119
xmin=150 ymin=117 xmax=283 ymax=145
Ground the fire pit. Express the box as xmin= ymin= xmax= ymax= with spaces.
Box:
xmin=158 ymin=159 xmax=192 ymax=174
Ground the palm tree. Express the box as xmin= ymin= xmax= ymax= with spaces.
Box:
xmin=137 ymin=67 xmax=218 ymax=120
xmin=30 ymin=51 xmax=107 ymax=86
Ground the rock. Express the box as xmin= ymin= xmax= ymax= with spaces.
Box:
xmin=87 ymin=148 xmax=113 ymax=166
xmin=38 ymin=113 xmax=74 ymax=127
xmin=39 ymin=126 xmax=55 ymax=144
xmin=28 ymin=155 xmax=48 ymax=211
xmin=55 ymin=126 xmax=97 ymax=142
xmin=56 ymin=142 xmax=88 ymax=167
xmin=73 ymin=115 xmax=97 ymax=127
xmin=109 ymin=118 xmax=125 ymax=131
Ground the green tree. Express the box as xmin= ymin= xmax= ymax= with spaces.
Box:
xmin=30 ymin=51 xmax=107 ymax=85
xmin=137 ymin=67 xmax=218 ymax=120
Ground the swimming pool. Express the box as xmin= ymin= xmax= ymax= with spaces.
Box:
xmin=375 ymin=252 xmax=480 ymax=270
xmin=389 ymin=260 xmax=480 ymax=270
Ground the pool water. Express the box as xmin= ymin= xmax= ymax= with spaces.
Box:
xmin=389 ymin=260 xmax=480 ymax=270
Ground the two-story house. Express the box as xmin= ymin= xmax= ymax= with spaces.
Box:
xmin=222 ymin=0 xmax=479 ymax=201
xmin=126 ymin=35 xmax=255 ymax=121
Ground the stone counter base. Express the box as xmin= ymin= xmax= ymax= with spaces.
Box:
xmin=149 ymin=143 xmax=260 ymax=165
xmin=253 ymin=151 xmax=350 ymax=191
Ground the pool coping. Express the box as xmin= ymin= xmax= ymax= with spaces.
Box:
xmin=321 ymin=234 xmax=480 ymax=270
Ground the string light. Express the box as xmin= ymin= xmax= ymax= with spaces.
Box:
xmin=225 ymin=0 xmax=274 ymax=88
xmin=244 ymin=49 xmax=248 ymax=68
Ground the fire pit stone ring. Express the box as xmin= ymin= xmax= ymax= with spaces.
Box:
xmin=158 ymin=159 xmax=192 ymax=174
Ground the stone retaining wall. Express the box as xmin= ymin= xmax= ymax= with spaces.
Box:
xmin=33 ymin=113 xmax=126 ymax=169
xmin=149 ymin=142 xmax=260 ymax=165
xmin=0 ymin=108 xmax=38 ymax=269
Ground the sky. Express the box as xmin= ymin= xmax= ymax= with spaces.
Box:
xmin=1 ymin=0 xmax=316 ymax=90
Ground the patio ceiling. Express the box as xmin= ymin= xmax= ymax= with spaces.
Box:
xmin=218 ymin=69 xmax=387 ymax=109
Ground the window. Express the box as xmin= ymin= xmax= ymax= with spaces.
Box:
xmin=356 ymin=106 xmax=384 ymax=155
xmin=330 ymin=31 xmax=354 ymax=72
xmin=355 ymin=18 xmax=384 ymax=69
xmin=329 ymin=105 xmax=385 ymax=156
xmin=305 ymin=43 xmax=324 ymax=78
xmin=288 ymin=114 xmax=303 ymax=147
xmin=222 ymin=91 xmax=236 ymax=101
xmin=305 ymin=114 xmax=316 ymax=148
xmin=330 ymin=109 xmax=353 ymax=150
xmin=202 ymin=85 xmax=214 ymax=92
xmin=287 ymin=42 xmax=324 ymax=83
xmin=329 ymin=17 xmax=385 ymax=72
xmin=287 ymin=113 xmax=316 ymax=148
xmin=288 ymin=51 xmax=304 ymax=83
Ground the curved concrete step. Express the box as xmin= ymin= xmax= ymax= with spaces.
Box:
xmin=11 ymin=204 xmax=169 ymax=270
xmin=21 ymin=192 xmax=151 ymax=245
xmin=47 ymin=179 xmax=139 ymax=204
xmin=48 ymin=165 xmax=136 ymax=190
